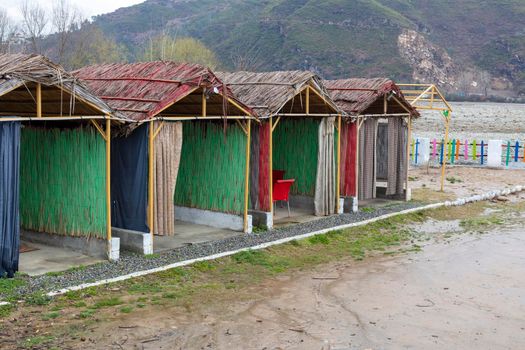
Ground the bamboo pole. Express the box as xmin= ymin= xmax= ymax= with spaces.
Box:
xmin=202 ymin=90 xmax=207 ymax=117
xmin=105 ymin=118 xmax=112 ymax=245
xmin=405 ymin=115 xmax=412 ymax=201
xmin=244 ymin=119 xmax=251 ymax=232
xmin=269 ymin=117 xmax=274 ymax=215
xmin=441 ymin=113 xmax=451 ymax=192
xmin=336 ymin=114 xmax=341 ymax=213
xmin=305 ymin=86 xmax=310 ymax=115
xmin=36 ymin=83 xmax=42 ymax=118
xmin=355 ymin=118 xmax=362 ymax=201
xmin=148 ymin=120 xmax=155 ymax=239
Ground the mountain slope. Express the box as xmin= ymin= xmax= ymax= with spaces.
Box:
xmin=93 ymin=0 xmax=525 ymax=96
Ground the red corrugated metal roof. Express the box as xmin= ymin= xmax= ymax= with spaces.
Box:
xmin=74 ymin=61 xmax=250 ymax=121
xmin=324 ymin=78 xmax=419 ymax=117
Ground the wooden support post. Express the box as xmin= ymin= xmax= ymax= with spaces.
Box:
xmin=105 ymin=118 xmax=112 ymax=244
xmin=383 ymin=94 xmax=387 ymax=115
xmin=36 ymin=83 xmax=42 ymax=118
xmin=243 ymin=119 xmax=251 ymax=232
xmin=148 ymin=120 xmax=155 ymax=239
xmin=202 ymin=90 xmax=207 ymax=117
xmin=336 ymin=114 xmax=341 ymax=213
xmin=269 ymin=117 xmax=274 ymax=214
xmin=305 ymin=86 xmax=310 ymax=115
xmin=405 ymin=115 xmax=412 ymax=200
xmin=355 ymin=118 xmax=362 ymax=200
xmin=440 ymin=113 xmax=451 ymax=192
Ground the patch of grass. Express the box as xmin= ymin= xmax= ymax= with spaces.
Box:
xmin=288 ymin=239 xmax=301 ymax=246
xmin=66 ymin=264 xmax=88 ymax=273
xmin=120 ymin=306 xmax=133 ymax=313
xmin=45 ymin=271 xmax=63 ymax=277
xmin=137 ymin=303 xmax=146 ymax=308
xmin=460 ymin=216 xmax=504 ymax=230
xmin=22 ymin=335 xmax=55 ymax=348
xmin=42 ymin=311 xmax=60 ymax=321
xmin=252 ymin=225 xmax=268 ymax=233
xmin=127 ymin=281 xmax=163 ymax=294
xmin=72 ymin=301 xmax=86 ymax=308
xmin=0 ymin=304 xmax=14 ymax=318
xmin=25 ymin=293 xmax=51 ymax=306
xmin=79 ymin=309 xmax=96 ymax=319
xmin=92 ymin=297 xmax=123 ymax=309
xmin=144 ymin=253 xmax=160 ymax=259
xmin=192 ymin=261 xmax=216 ymax=272
xmin=446 ymin=176 xmax=463 ymax=184
xmin=0 ymin=276 xmax=27 ymax=298
xmin=232 ymin=250 xmax=269 ymax=266
xmin=308 ymin=234 xmax=330 ymax=245
xmin=361 ymin=207 xmax=375 ymax=213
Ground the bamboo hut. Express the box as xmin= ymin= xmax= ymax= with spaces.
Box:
xmin=324 ymin=78 xmax=420 ymax=208
xmin=217 ymin=71 xmax=343 ymax=228
xmin=0 ymin=54 xmax=124 ymax=276
xmin=74 ymin=62 xmax=255 ymax=253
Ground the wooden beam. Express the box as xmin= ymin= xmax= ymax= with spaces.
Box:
xmin=153 ymin=121 xmax=165 ymax=140
xmin=148 ymin=120 xmax=155 ymax=240
xmin=269 ymin=117 xmax=273 ymax=215
xmin=336 ymin=114 xmax=341 ymax=213
xmin=236 ymin=119 xmax=248 ymax=135
xmin=90 ymin=120 xmax=107 ymax=141
xmin=227 ymin=97 xmax=253 ymax=117
xmin=105 ymin=118 xmax=112 ymax=247
xmin=271 ymin=116 xmax=281 ymax=132
xmin=36 ymin=83 xmax=42 ymax=118
xmin=355 ymin=117 xmax=361 ymax=201
xmin=383 ymin=94 xmax=387 ymax=115
xmin=405 ymin=115 xmax=412 ymax=201
xmin=243 ymin=119 xmax=252 ymax=233
xmin=305 ymin=86 xmax=310 ymax=115
xmin=410 ymin=85 xmax=434 ymax=106
xmin=202 ymin=90 xmax=207 ymax=117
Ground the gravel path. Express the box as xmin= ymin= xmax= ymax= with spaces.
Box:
xmin=5 ymin=202 xmax=422 ymax=299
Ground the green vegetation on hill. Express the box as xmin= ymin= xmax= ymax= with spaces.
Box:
xmin=92 ymin=0 xmax=525 ymax=94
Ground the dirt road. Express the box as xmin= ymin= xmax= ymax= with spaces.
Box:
xmin=70 ymin=211 xmax=525 ymax=350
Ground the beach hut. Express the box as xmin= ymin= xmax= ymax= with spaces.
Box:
xmin=0 ymin=54 xmax=123 ymax=277
xmin=74 ymin=62 xmax=255 ymax=254
xmin=217 ymin=71 xmax=343 ymax=229
xmin=324 ymin=78 xmax=420 ymax=208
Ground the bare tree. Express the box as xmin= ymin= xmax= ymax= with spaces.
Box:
xmin=52 ymin=0 xmax=80 ymax=64
xmin=230 ymin=43 xmax=263 ymax=71
xmin=20 ymin=0 xmax=48 ymax=53
xmin=0 ymin=8 xmax=17 ymax=54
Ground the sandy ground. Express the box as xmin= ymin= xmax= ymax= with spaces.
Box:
xmin=409 ymin=166 xmax=525 ymax=200
xmin=53 ymin=192 xmax=525 ymax=350
xmin=413 ymin=101 xmax=525 ymax=141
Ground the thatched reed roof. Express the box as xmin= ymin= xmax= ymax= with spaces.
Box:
xmin=0 ymin=53 xmax=119 ymax=119
xmin=217 ymin=71 xmax=341 ymax=118
xmin=324 ymin=78 xmax=420 ymax=118
xmin=74 ymin=61 xmax=253 ymax=122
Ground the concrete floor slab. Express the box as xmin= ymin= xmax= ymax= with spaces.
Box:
xmin=153 ymin=220 xmax=241 ymax=252
xmin=273 ymin=206 xmax=319 ymax=228
xmin=19 ymin=241 xmax=103 ymax=276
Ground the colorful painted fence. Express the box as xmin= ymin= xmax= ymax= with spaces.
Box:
xmin=410 ymin=137 xmax=525 ymax=167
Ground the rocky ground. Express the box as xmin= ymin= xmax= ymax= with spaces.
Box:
xmin=413 ymin=102 xmax=525 ymax=141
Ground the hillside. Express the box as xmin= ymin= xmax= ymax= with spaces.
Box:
xmin=93 ymin=0 xmax=525 ymax=96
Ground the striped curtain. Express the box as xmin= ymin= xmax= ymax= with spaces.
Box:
xmin=314 ymin=117 xmax=336 ymax=216
xmin=154 ymin=122 xmax=183 ymax=236
xmin=358 ymin=118 xmax=378 ymax=200
xmin=386 ymin=117 xmax=407 ymax=196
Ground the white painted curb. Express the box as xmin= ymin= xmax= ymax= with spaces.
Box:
xmin=2 ymin=185 xmax=523 ymax=305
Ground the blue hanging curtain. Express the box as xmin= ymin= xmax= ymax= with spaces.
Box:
xmin=111 ymin=124 xmax=149 ymax=232
xmin=0 ymin=122 xmax=21 ymax=277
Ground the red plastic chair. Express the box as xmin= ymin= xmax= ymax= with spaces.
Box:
xmin=273 ymin=179 xmax=295 ymax=217
xmin=272 ymin=170 xmax=285 ymax=183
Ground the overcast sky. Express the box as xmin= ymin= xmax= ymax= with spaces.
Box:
xmin=0 ymin=0 xmax=144 ymax=21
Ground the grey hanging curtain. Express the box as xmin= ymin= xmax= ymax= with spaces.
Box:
xmin=376 ymin=123 xmax=388 ymax=181
xmin=0 ymin=122 xmax=21 ymax=278
xmin=359 ymin=118 xmax=378 ymax=200
xmin=154 ymin=122 xmax=182 ymax=236
xmin=386 ymin=117 xmax=407 ymax=196
xmin=314 ymin=117 xmax=336 ymax=216
xmin=111 ymin=124 xmax=149 ymax=233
